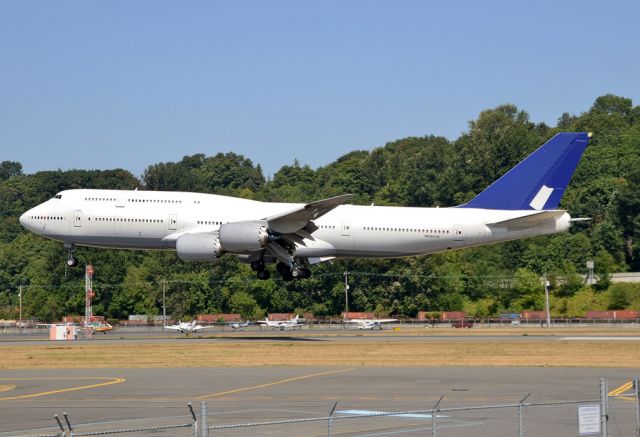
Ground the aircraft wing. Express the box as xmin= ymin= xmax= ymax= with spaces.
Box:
xmin=164 ymin=325 xmax=183 ymax=331
xmin=373 ymin=319 xmax=397 ymax=324
xmin=263 ymin=194 xmax=354 ymax=234
xmin=193 ymin=325 xmax=216 ymax=331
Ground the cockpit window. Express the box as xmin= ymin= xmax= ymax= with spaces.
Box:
xmin=55 ymin=194 xmax=62 ymax=199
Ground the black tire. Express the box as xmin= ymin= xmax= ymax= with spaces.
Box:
xmin=281 ymin=272 xmax=294 ymax=282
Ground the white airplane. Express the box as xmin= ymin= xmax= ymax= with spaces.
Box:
xmin=19 ymin=133 xmax=590 ymax=280
xmin=164 ymin=320 xmax=214 ymax=334
xmin=229 ymin=320 xmax=251 ymax=330
xmin=346 ymin=318 xmax=397 ymax=330
xmin=257 ymin=315 xmax=302 ymax=330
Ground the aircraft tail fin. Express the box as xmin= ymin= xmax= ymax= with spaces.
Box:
xmin=458 ymin=132 xmax=590 ymax=210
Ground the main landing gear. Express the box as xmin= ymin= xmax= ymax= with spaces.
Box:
xmin=276 ymin=262 xmax=311 ymax=281
xmin=251 ymin=259 xmax=310 ymax=281
xmin=251 ymin=260 xmax=271 ymax=280
xmin=65 ymin=244 xmax=78 ymax=267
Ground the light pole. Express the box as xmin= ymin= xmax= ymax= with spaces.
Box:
xmin=544 ymin=278 xmax=551 ymax=328
xmin=18 ymin=285 xmax=22 ymax=334
xmin=586 ymin=260 xmax=594 ymax=285
xmin=344 ymin=271 xmax=349 ymax=315
xmin=162 ymin=280 xmax=166 ymax=332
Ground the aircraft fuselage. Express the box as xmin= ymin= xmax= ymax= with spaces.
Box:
xmin=20 ymin=188 xmax=570 ymax=259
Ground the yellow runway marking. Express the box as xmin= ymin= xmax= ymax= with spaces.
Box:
xmin=197 ymin=368 xmax=354 ymax=400
xmin=0 ymin=377 xmax=125 ymax=401
xmin=609 ymin=381 xmax=635 ymax=401
xmin=0 ymin=385 xmax=16 ymax=392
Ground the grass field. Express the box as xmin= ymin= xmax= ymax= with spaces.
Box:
xmin=2 ymin=328 xmax=639 ymax=369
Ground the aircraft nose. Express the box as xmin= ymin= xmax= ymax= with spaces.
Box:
xmin=19 ymin=210 xmax=30 ymax=229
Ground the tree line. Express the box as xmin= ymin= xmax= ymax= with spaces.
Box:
xmin=1 ymin=94 xmax=640 ymax=322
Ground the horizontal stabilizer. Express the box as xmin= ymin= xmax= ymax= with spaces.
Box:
xmin=570 ymin=217 xmax=591 ymax=222
xmin=487 ymin=210 xmax=566 ymax=229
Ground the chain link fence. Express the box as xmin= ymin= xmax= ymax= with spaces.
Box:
xmin=203 ymin=400 xmax=600 ymax=436
xmin=6 ymin=378 xmax=640 ymax=437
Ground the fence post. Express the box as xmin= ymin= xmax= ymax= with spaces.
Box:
xmin=634 ymin=377 xmax=640 ymax=437
xmin=200 ymin=401 xmax=208 ymax=437
xmin=600 ymin=378 xmax=609 ymax=437
xmin=328 ymin=401 xmax=337 ymax=437
xmin=53 ymin=414 xmax=66 ymax=437
xmin=518 ymin=393 xmax=530 ymax=437
xmin=63 ymin=412 xmax=73 ymax=437
xmin=187 ymin=402 xmax=197 ymax=437
xmin=431 ymin=395 xmax=444 ymax=437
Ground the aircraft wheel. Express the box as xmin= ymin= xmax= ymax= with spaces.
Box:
xmin=66 ymin=256 xmax=78 ymax=267
xmin=282 ymin=271 xmax=294 ymax=282
xmin=291 ymin=267 xmax=301 ymax=279
xmin=251 ymin=260 xmax=264 ymax=272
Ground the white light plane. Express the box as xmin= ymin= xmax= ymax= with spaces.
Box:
xmin=346 ymin=318 xmax=397 ymax=330
xmin=164 ymin=320 xmax=215 ymax=334
xmin=257 ymin=315 xmax=302 ymax=330
xmin=19 ymin=133 xmax=590 ymax=280
xmin=229 ymin=320 xmax=250 ymax=330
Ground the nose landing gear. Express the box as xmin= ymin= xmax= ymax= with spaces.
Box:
xmin=65 ymin=244 xmax=78 ymax=267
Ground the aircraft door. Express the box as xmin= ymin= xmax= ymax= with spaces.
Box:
xmin=168 ymin=214 xmax=177 ymax=230
xmin=341 ymin=220 xmax=351 ymax=236
xmin=453 ymin=224 xmax=463 ymax=241
xmin=74 ymin=210 xmax=82 ymax=227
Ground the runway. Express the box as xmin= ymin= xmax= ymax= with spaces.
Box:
xmin=1 ymin=327 xmax=639 ymax=434
xmin=0 ymin=367 xmax=633 ymax=434
xmin=2 ymin=325 xmax=640 ymax=346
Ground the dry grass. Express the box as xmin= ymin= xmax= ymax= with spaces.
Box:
xmin=231 ymin=327 xmax=640 ymax=337
xmin=1 ymin=339 xmax=639 ymax=369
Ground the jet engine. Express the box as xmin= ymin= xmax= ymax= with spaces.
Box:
xmin=176 ymin=233 xmax=222 ymax=262
xmin=218 ymin=221 xmax=269 ymax=253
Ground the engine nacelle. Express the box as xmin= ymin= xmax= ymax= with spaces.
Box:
xmin=176 ymin=233 xmax=222 ymax=262
xmin=218 ymin=221 xmax=269 ymax=253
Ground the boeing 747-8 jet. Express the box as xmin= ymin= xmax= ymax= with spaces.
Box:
xmin=20 ymin=132 xmax=590 ymax=280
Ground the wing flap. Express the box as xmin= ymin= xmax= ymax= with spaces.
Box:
xmin=264 ymin=194 xmax=353 ymax=234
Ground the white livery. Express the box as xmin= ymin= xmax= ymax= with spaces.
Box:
xmin=347 ymin=318 xmax=397 ymax=330
xmin=19 ymin=133 xmax=591 ymax=280
xmin=164 ymin=320 xmax=214 ymax=334
xmin=257 ymin=315 xmax=302 ymax=330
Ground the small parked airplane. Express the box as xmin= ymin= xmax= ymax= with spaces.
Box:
xmin=346 ymin=318 xmax=397 ymax=330
xmin=19 ymin=132 xmax=591 ymax=280
xmin=258 ymin=315 xmax=302 ymax=330
xmin=229 ymin=320 xmax=251 ymax=330
xmin=85 ymin=321 xmax=113 ymax=334
xmin=164 ymin=320 xmax=214 ymax=334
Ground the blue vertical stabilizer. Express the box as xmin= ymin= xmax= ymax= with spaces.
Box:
xmin=458 ymin=132 xmax=590 ymax=210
